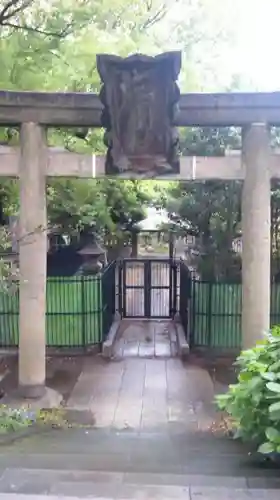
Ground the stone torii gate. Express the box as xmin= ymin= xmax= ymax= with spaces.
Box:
xmin=0 ymin=51 xmax=279 ymax=398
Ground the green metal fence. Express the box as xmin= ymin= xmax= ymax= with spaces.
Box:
xmin=191 ymin=280 xmax=242 ymax=348
xmin=0 ymin=262 xmax=116 ymax=348
xmin=191 ymin=280 xmax=280 ymax=349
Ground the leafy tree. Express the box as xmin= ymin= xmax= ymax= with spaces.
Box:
xmin=168 ymin=179 xmax=242 ymax=281
xmin=167 ymin=125 xmax=280 ymax=281
xmin=47 ymin=178 xmax=149 ymax=235
xmin=0 ymin=0 xmax=179 ymax=247
xmin=166 ymin=127 xmax=242 ymax=281
xmin=0 ymin=0 xmax=246 ymax=260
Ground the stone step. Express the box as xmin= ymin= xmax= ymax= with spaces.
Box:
xmin=0 ymin=451 xmax=278 ymax=477
xmin=0 ymin=428 xmax=254 ymax=455
xmin=0 ymin=428 xmax=279 ymax=499
xmin=0 ymin=493 xmax=278 ymax=500
xmin=0 ymin=429 xmax=279 ymax=478
xmin=0 ymin=491 xmax=278 ymax=500
xmin=0 ymin=469 xmax=278 ymax=498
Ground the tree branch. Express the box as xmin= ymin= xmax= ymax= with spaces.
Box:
xmin=0 ymin=0 xmax=75 ymax=38
xmin=141 ymin=3 xmax=167 ymax=31
xmin=0 ymin=0 xmax=32 ymax=23
xmin=1 ymin=20 xmax=73 ymax=37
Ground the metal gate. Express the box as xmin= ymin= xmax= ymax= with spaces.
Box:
xmin=119 ymin=258 xmax=177 ymax=319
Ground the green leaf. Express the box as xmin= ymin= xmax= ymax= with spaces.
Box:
xmin=239 ymin=372 xmax=254 ymax=382
xmin=266 ymin=382 xmax=280 ymax=393
xmin=215 ymin=394 xmax=230 ymax=410
xmin=270 ymin=360 xmax=280 ymax=372
xmin=258 ymin=442 xmax=275 ymax=454
xmin=248 ymin=376 xmax=262 ymax=389
xmin=270 ymin=410 xmax=280 ymax=421
xmin=261 ymin=372 xmax=277 ymax=381
xmin=269 ymin=401 xmax=280 ymax=413
xmin=265 ymin=427 xmax=280 ymax=442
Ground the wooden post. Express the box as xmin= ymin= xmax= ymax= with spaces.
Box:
xmin=18 ymin=123 xmax=47 ymax=398
xmin=131 ymin=231 xmax=138 ymax=258
xmin=242 ymin=123 xmax=271 ymax=349
xmin=169 ymin=232 xmax=174 ymax=259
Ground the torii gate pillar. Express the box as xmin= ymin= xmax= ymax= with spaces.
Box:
xmin=242 ymin=123 xmax=271 ymax=349
xmin=18 ymin=123 xmax=47 ymax=397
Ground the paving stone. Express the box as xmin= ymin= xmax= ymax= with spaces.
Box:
xmin=123 ymin=472 xmax=188 ymax=486
xmin=123 ymin=343 xmax=140 ymax=357
xmin=50 ymin=481 xmax=121 ymax=498
xmin=67 ymin=320 xmax=213 ymax=431
xmin=0 ymin=470 xmax=51 ymax=495
xmin=117 ymin=483 xmax=190 ymax=499
xmin=247 ymin=477 xmax=280 ymax=489
xmin=5 ymin=469 xmax=124 ymax=485
xmin=123 ymin=473 xmax=247 ymax=488
xmin=155 ymin=341 xmax=171 ymax=357
xmin=191 ymin=487 xmax=280 ymax=500
xmin=113 ymin=320 xmax=176 ymax=359
xmin=124 ymin=462 xmax=184 ymax=475
xmin=8 ymin=482 xmax=51 ymax=495
xmin=190 ymin=487 xmax=251 ymax=499
xmin=138 ymin=343 xmax=155 ymax=357
xmin=0 ymin=454 xmax=133 ymax=473
xmin=247 ymin=490 xmax=280 ymax=499
xmin=0 ymin=496 xmax=82 ymax=500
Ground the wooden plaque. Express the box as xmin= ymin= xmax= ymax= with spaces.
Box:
xmin=97 ymin=52 xmax=181 ymax=178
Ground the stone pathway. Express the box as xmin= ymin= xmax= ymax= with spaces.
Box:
xmin=1 ymin=321 xmax=279 ymax=498
xmin=0 ymin=483 xmax=278 ymax=500
xmin=0 ymin=486 xmax=279 ymax=499
xmin=66 ymin=350 xmax=214 ymax=431
xmin=113 ymin=320 xmax=178 ymax=358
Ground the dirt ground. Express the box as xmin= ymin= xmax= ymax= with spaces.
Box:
xmin=0 ymin=353 xmax=85 ymax=404
xmin=187 ymin=350 xmax=238 ymax=389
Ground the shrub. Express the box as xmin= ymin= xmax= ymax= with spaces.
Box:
xmin=216 ymin=326 xmax=280 ymax=455
xmin=0 ymin=406 xmax=67 ymax=434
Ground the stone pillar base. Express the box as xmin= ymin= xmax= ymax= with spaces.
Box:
xmin=2 ymin=387 xmax=62 ymax=409
xmin=17 ymin=384 xmax=46 ymax=399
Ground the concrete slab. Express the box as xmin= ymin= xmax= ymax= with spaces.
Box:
xmin=175 ymin=323 xmax=189 ymax=359
xmin=113 ymin=320 xmax=178 ymax=359
xmin=103 ymin=319 xmax=121 ymax=359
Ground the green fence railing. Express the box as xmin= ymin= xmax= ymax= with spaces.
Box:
xmin=190 ymin=280 xmax=280 ymax=349
xmin=0 ymin=263 xmax=116 ymax=348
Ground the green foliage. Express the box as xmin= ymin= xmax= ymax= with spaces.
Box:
xmin=0 ymin=0 xmax=248 ymax=266
xmin=0 ymin=226 xmax=18 ymax=292
xmin=167 ymin=188 xmax=241 ymax=281
xmin=0 ymin=408 xmax=30 ymax=433
xmin=216 ymin=327 xmax=280 ymax=455
xmin=166 ymin=127 xmax=243 ymax=281
xmin=168 ymin=126 xmax=280 ymax=281
xmin=0 ymin=406 xmax=67 ymax=434
xmin=0 ymin=0 xmax=197 ymax=244
xmin=181 ymin=127 xmax=241 ymax=156
xmin=46 ymin=178 xmax=153 ymax=238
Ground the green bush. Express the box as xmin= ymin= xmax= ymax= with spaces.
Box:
xmin=216 ymin=326 xmax=280 ymax=455
xmin=0 ymin=407 xmax=68 ymax=434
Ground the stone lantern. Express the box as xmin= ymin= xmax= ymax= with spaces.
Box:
xmin=77 ymin=237 xmax=105 ymax=275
